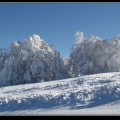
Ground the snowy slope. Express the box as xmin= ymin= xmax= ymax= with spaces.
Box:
xmin=0 ymin=72 xmax=120 ymax=115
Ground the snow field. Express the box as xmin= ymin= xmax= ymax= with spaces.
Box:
xmin=0 ymin=72 xmax=120 ymax=115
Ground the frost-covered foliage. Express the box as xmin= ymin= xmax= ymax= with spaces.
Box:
xmin=62 ymin=56 xmax=70 ymax=77
xmin=1 ymin=32 xmax=120 ymax=86
xmin=0 ymin=48 xmax=11 ymax=71
xmin=68 ymin=31 xmax=120 ymax=77
xmin=62 ymin=56 xmax=69 ymax=66
xmin=0 ymin=34 xmax=66 ymax=87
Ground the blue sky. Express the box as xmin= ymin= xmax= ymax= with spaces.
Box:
xmin=0 ymin=3 xmax=120 ymax=57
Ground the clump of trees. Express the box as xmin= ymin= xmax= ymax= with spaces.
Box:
xmin=0 ymin=34 xmax=67 ymax=86
xmin=68 ymin=31 xmax=120 ymax=77
xmin=1 ymin=32 xmax=120 ymax=87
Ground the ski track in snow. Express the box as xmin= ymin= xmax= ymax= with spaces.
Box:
xmin=0 ymin=72 xmax=120 ymax=115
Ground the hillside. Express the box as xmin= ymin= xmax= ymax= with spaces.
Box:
xmin=0 ymin=72 xmax=120 ymax=115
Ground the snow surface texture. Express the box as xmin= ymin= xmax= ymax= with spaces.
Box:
xmin=0 ymin=72 xmax=120 ymax=115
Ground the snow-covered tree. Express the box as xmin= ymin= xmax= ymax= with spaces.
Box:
xmin=62 ymin=56 xmax=70 ymax=77
xmin=0 ymin=48 xmax=10 ymax=71
xmin=68 ymin=31 xmax=110 ymax=76
xmin=105 ymin=35 xmax=120 ymax=72
xmin=0 ymin=34 xmax=67 ymax=87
